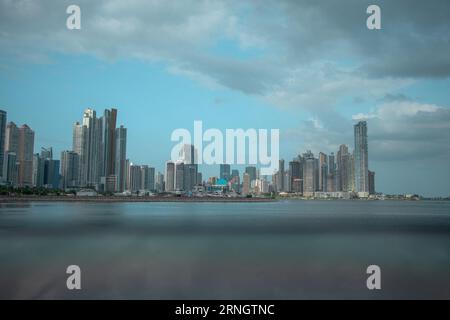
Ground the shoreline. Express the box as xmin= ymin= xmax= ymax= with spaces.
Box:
xmin=0 ymin=196 xmax=276 ymax=203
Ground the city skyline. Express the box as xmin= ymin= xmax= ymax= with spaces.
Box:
xmin=0 ymin=106 xmax=386 ymax=198
xmin=1 ymin=1 xmax=449 ymax=196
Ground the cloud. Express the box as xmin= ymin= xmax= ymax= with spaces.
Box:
xmin=1 ymin=0 xmax=449 ymax=113
xmin=286 ymin=98 xmax=450 ymax=162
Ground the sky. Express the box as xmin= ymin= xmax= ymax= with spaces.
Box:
xmin=0 ymin=0 xmax=449 ymax=196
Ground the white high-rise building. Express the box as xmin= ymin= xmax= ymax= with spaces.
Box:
xmin=16 ymin=124 xmax=35 ymax=187
xmin=114 ymin=125 xmax=127 ymax=192
xmin=354 ymin=121 xmax=369 ymax=194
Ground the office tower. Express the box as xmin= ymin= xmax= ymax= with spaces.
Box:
xmin=32 ymin=153 xmax=45 ymax=187
xmin=178 ymin=144 xmax=198 ymax=187
xmin=124 ymin=159 xmax=131 ymax=191
xmin=230 ymin=170 xmax=240 ymax=192
xmin=327 ymin=152 xmax=336 ymax=192
xmin=141 ymin=165 xmax=155 ymax=191
xmin=255 ymin=177 xmax=269 ymax=194
xmin=242 ymin=173 xmax=250 ymax=195
xmin=155 ymin=172 xmax=165 ymax=193
xmin=61 ymin=151 xmax=80 ymax=189
xmin=368 ymin=170 xmax=375 ymax=195
xmin=220 ymin=164 xmax=231 ymax=181
xmin=349 ymin=153 xmax=355 ymax=192
xmin=0 ymin=110 xmax=6 ymax=178
xmin=73 ymin=121 xmax=87 ymax=186
xmin=302 ymin=151 xmax=317 ymax=196
xmin=318 ymin=152 xmax=327 ymax=191
xmin=283 ymin=171 xmax=291 ymax=192
xmin=337 ymin=145 xmax=351 ymax=192
xmin=289 ymin=160 xmax=301 ymax=182
xmin=101 ymin=108 xmax=117 ymax=179
xmin=84 ymin=108 xmax=103 ymax=187
xmin=183 ymin=163 xmax=197 ymax=191
xmin=165 ymin=161 xmax=175 ymax=192
xmin=4 ymin=121 xmax=19 ymax=185
xmin=245 ymin=166 xmax=257 ymax=184
xmin=321 ymin=162 xmax=328 ymax=192
xmin=5 ymin=122 xmax=19 ymax=155
xmin=272 ymin=171 xmax=279 ymax=193
xmin=72 ymin=108 xmax=104 ymax=188
xmin=3 ymin=152 xmax=18 ymax=185
xmin=4 ymin=122 xmax=34 ymax=187
xmin=17 ymin=124 xmax=35 ymax=187
xmin=43 ymin=159 xmax=60 ymax=189
xmin=354 ymin=121 xmax=369 ymax=193
xmin=196 ymin=172 xmax=202 ymax=185
xmin=129 ymin=164 xmax=142 ymax=192
xmin=40 ymin=147 xmax=53 ymax=160
xmin=148 ymin=167 xmax=156 ymax=191
xmin=278 ymin=159 xmax=285 ymax=192
xmin=328 ymin=152 xmax=336 ymax=173
xmin=174 ymin=161 xmax=184 ymax=190
xmin=114 ymin=126 xmax=127 ymax=192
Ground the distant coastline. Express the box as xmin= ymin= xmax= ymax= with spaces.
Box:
xmin=0 ymin=195 xmax=276 ymax=203
xmin=1 ymin=195 xmax=447 ymax=203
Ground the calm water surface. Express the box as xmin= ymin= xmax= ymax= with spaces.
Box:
xmin=1 ymin=200 xmax=450 ymax=299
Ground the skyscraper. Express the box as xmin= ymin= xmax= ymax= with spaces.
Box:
xmin=220 ymin=164 xmax=231 ymax=181
xmin=114 ymin=125 xmax=127 ymax=192
xmin=288 ymin=160 xmax=300 ymax=193
xmin=278 ymin=159 xmax=285 ymax=192
xmin=0 ymin=110 xmax=6 ymax=179
xmin=17 ymin=124 xmax=35 ymax=187
xmin=124 ymin=159 xmax=131 ymax=191
xmin=101 ymin=108 xmax=117 ymax=179
xmin=40 ymin=147 xmax=53 ymax=160
xmin=302 ymin=151 xmax=317 ymax=196
xmin=73 ymin=121 xmax=87 ymax=186
xmin=165 ymin=161 xmax=175 ymax=192
xmin=32 ymin=153 xmax=45 ymax=187
xmin=43 ymin=158 xmax=60 ymax=189
xmin=141 ymin=165 xmax=155 ymax=191
xmin=368 ymin=170 xmax=375 ymax=195
xmin=4 ymin=122 xmax=19 ymax=184
xmin=337 ymin=145 xmax=351 ymax=192
xmin=245 ymin=166 xmax=257 ymax=184
xmin=242 ymin=173 xmax=250 ymax=195
xmin=178 ymin=144 xmax=198 ymax=188
xmin=83 ymin=108 xmax=103 ymax=188
xmin=175 ymin=161 xmax=184 ymax=190
xmin=155 ymin=172 xmax=165 ymax=193
xmin=61 ymin=151 xmax=80 ymax=189
xmin=2 ymin=152 xmax=18 ymax=185
xmin=129 ymin=164 xmax=142 ymax=192
xmin=318 ymin=152 xmax=328 ymax=191
xmin=354 ymin=121 xmax=369 ymax=194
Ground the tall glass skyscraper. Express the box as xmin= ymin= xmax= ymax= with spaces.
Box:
xmin=114 ymin=125 xmax=127 ymax=192
xmin=220 ymin=164 xmax=231 ymax=181
xmin=0 ymin=110 xmax=6 ymax=178
xmin=354 ymin=121 xmax=369 ymax=193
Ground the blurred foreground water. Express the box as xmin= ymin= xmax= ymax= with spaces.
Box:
xmin=1 ymin=200 xmax=450 ymax=299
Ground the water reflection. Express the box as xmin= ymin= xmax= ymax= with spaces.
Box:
xmin=0 ymin=200 xmax=450 ymax=299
